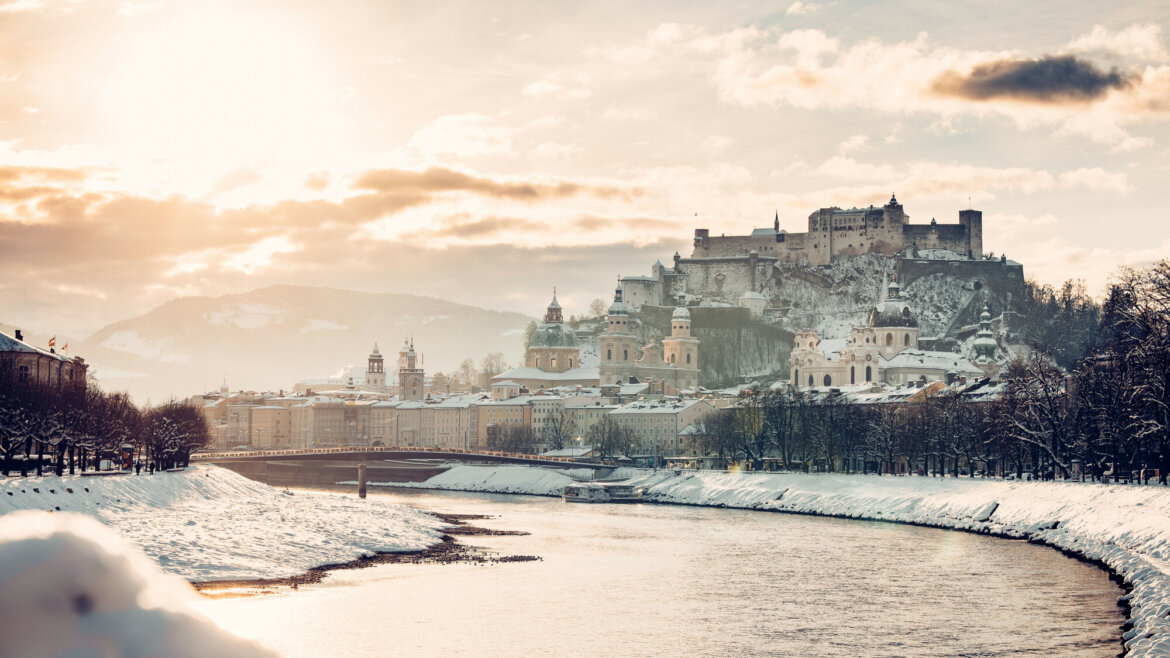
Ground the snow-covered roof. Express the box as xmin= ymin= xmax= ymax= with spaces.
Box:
xmin=541 ymin=446 xmax=594 ymax=457
xmin=492 ymin=366 xmax=600 ymax=382
xmin=818 ymin=338 xmax=848 ymax=360
xmin=492 ymin=380 xmax=520 ymax=387
xmin=881 ymin=349 xmax=982 ymax=374
xmin=611 ymin=398 xmax=708 ymax=415
xmin=0 ymin=331 xmax=75 ymax=363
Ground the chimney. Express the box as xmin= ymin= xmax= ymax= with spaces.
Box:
xmin=14 ymin=329 xmax=22 ymax=342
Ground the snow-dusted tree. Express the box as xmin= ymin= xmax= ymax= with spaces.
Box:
xmin=455 ymin=359 xmax=478 ymax=390
xmin=479 ymin=352 xmax=507 ymax=381
xmin=865 ymin=404 xmax=903 ymax=475
xmin=143 ymin=402 xmax=210 ymax=470
xmin=540 ymin=407 xmax=576 ymax=451
xmin=587 ymin=416 xmax=635 ymax=461
xmin=992 ymin=350 xmax=1078 ymax=479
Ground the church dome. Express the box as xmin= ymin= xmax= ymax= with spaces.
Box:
xmin=672 ymin=305 xmax=691 ymax=321
xmin=530 ymin=321 xmax=579 ymax=348
xmin=868 ymin=280 xmax=918 ymax=328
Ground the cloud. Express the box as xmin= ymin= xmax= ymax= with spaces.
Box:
xmin=0 ymin=0 xmax=44 ymax=13
xmin=786 ymin=2 xmax=818 ymax=16
xmin=406 ymin=114 xmax=514 ymax=159
xmin=932 ymin=55 xmax=1134 ymax=103
xmin=836 ymin=134 xmax=868 ymax=154
xmin=115 ymin=1 xmax=161 ymax=18
xmin=353 ymin=167 xmax=635 ymax=201
xmin=809 ymin=156 xmax=1132 ymax=201
xmin=1065 ymin=24 xmax=1169 ymax=63
xmin=635 ymin=24 xmax=1166 ymax=151
xmin=303 ymin=171 xmax=329 ymax=191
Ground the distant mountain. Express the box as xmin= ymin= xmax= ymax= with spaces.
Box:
xmin=75 ymin=285 xmax=535 ymax=402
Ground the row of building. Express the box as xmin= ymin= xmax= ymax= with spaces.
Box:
xmin=193 ymin=383 xmax=717 ymax=456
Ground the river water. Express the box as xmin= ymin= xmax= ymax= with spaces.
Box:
xmin=195 ymin=488 xmax=1124 ymax=657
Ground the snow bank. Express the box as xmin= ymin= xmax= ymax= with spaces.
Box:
xmin=0 ymin=466 xmax=446 ymax=582
xmin=362 ymin=465 xmax=581 ymax=496
xmin=395 ymin=465 xmax=1170 ymax=656
xmin=0 ymin=512 xmax=273 ymax=657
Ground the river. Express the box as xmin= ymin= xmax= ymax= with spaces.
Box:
xmin=194 ymin=488 xmax=1124 ymax=657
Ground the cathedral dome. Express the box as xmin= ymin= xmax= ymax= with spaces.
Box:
xmin=868 ymin=281 xmax=918 ymax=328
xmin=672 ymin=305 xmax=691 ymax=321
xmin=530 ymin=321 xmax=579 ymax=348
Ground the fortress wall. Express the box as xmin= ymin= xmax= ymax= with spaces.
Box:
xmin=621 ymin=278 xmax=660 ymax=311
xmin=903 ymin=224 xmax=971 ymax=255
xmin=676 ymin=258 xmax=775 ymax=303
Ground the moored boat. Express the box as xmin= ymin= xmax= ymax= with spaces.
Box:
xmin=562 ymin=482 xmax=645 ymax=503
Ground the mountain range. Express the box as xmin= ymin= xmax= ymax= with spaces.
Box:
xmin=60 ymin=285 xmax=534 ymax=402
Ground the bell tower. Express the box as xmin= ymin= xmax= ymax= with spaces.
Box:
xmin=366 ymin=343 xmax=385 ymax=389
xmin=397 ymin=338 xmax=425 ymax=401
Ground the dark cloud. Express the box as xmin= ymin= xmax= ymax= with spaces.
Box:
xmin=0 ymin=166 xmax=87 ymax=183
xmin=430 ymin=214 xmax=546 ymax=238
xmin=933 ymin=55 xmax=1134 ymax=103
xmin=353 ymin=167 xmax=638 ymax=201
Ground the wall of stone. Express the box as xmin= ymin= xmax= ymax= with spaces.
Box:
xmin=637 ymin=305 xmax=793 ymax=387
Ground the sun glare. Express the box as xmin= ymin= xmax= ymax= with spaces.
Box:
xmin=103 ymin=9 xmax=348 ymax=201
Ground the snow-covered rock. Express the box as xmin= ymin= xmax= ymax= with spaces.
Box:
xmin=0 ymin=511 xmax=274 ymax=657
xmin=0 ymin=466 xmax=446 ymax=582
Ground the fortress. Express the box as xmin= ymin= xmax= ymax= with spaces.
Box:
xmin=691 ymin=194 xmax=982 ymax=266
xmin=619 ymin=194 xmax=1020 ymax=318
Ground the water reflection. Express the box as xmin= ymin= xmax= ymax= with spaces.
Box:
xmin=195 ymin=489 xmax=1123 ymax=657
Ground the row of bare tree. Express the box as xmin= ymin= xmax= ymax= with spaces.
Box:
xmin=0 ymin=365 xmax=210 ymax=477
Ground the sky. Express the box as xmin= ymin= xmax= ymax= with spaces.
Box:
xmin=1 ymin=0 xmax=1169 ymax=339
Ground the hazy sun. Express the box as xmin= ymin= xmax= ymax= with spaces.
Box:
xmin=104 ymin=8 xmax=347 ymax=199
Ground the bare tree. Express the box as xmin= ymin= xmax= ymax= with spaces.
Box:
xmin=540 ymin=407 xmax=577 ymax=451
xmin=589 ymin=298 xmax=607 ymax=318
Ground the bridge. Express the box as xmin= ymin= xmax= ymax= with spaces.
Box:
xmin=192 ymin=445 xmax=606 ymax=470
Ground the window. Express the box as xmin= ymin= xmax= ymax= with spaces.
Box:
xmin=886 ymin=333 xmax=892 ymax=346
xmin=623 ymin=349 xmax=628 ymax=360
xmin=850 ymin=366 xmax=855 ymax=384
xmin=607 ymin=349 xmax=612 ymax=361
xmin=823 ymin=374 xmax=832 ymax=386
xmin=904 ymin=333 xmax=910 ymax=346
xmin=809 ymin=375 xmax=814 ymax=387
xmin=686 ymin=354 xmax=691 ymax=364
xmin=795 ymin=369 xmax=799 ymax=384
xmin=865 ymin=366 xmax=872 ymax=382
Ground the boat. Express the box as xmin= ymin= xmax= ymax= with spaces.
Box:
xmin=562 ymin=482 xmax=645 ymax=503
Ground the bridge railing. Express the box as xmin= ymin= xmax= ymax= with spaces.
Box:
xmin=191 ymin=445 xmax=587 ymax=464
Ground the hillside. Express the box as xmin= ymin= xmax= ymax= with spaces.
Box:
xmin=75 ymin=285 xmax=535 ymax=401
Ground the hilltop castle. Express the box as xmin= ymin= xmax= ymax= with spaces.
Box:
xmin=692 ymin=194 xmax=982 ymax=265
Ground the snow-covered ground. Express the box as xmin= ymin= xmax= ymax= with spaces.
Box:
xmin=0 ymin=466 xmax=447 ymax=582
xmin=379 ymin=465 xmax=1170 ymax=656
xmin=0 ymin=512 xmax=274 ymax=657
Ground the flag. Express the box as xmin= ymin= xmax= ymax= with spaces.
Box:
xmin=48 ymin=336 xmax=55 ymax=347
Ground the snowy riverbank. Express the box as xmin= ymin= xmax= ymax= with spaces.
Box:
xmin=0 ymin=465 xmax=447 ymax=582
xmin=371 ymin=465 xmax=1170 ymax=656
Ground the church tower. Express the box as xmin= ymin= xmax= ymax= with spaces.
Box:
xmin=366 ymin=343 xmax=385 ymax=389
xmin=662 ymin=296 xmax=700 ymax=390
xmin=397 ymin=338 xmax=425 ymax=401
xmin=599 ymin=281 xmax=639 ymax=386
xmin=526 ymin=289 xmax=579 ymax=373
